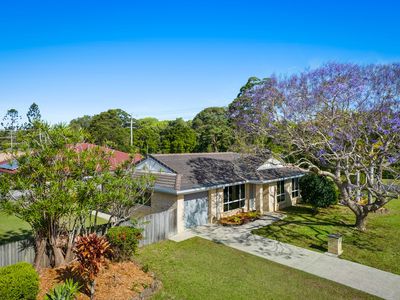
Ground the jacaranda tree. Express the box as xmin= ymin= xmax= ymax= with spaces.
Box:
xmin=230 ymin=63 xmax=400 ymax=231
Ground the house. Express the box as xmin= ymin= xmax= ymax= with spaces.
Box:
xmin=0 ymin=144 xmax=142 ymax=174
xmin=0 ymin=153 xmax=19 ymax=174
xmin=135 ymin=152 xmax=304 ymax=233
xmin=73 ymin=143 xmax=142 ymax=170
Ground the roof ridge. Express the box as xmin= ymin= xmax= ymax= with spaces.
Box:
xmin=151 ymin=152 xmax=238 ymax=156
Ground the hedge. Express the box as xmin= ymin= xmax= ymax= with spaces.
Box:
xmin=0 ymin=262 xmax=39 ymax=300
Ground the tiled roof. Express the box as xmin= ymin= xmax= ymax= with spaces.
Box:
xmin=149 ymin=152 xmax=304 ymax=191
xmin=73 ymin=143 xmax=142 ymax=171
xmin=0 ymin=144 xmax=142 ymax=174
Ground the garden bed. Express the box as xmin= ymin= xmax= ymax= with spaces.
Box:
xmin=38 ymin=261 xmax=156 ymax=300
xmin=219 ymin=211 xmax=260 ymax=226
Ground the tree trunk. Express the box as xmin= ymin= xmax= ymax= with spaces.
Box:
xmin=355 ymin=213 xmax=368 ymax=232
xmin=64 ymin=238 xmax=75 ymax=264
xmin=34 ymin=236 xmax=48 ymax=270
xmin=51 ymin=236 xmax=66 ymax=267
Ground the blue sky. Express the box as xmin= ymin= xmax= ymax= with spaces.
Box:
xmin=0 ymin=0 xmax=399 ymax=123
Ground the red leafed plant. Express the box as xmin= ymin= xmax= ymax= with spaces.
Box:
xmin=73 ymin=233 xmax=112 ymax=299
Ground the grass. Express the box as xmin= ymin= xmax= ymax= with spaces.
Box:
xmin=0 ymin=211 xmax=107 ymax=245
xmin=136 ymin=237 xmax=377 ymax=300
xmin=253 ymin=200 xmax=400 ymax=275
xmin=0 ymin=212 xmax=32 ymax=244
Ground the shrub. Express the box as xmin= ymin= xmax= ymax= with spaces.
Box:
xmin=106 ymin=226 xmax=143 ymax=261
xmin=299 ymin=173 xmax=338 ymax=210
xmin=220 ymin=211 xmax=260 ymax=226
xmin=0 ymin=262 xmax=39 ymax=300
xmin=73 ymin=233 xmax=112 ymax=299
xmin=45 ymin=279 xmax=81 ymax=300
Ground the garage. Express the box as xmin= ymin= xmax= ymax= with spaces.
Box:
xmin=184 ymin=191 xmax=209 ymax=228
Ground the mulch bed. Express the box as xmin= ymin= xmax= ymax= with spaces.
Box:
xmin=38 ymin=261 xmax=155 ymax=300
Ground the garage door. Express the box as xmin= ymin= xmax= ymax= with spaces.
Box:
xmin=184 ymin=191 xmax=209 ymax=228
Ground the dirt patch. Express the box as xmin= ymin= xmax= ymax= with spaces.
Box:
xmin=38 ymin=261 xmax=155 ymax=300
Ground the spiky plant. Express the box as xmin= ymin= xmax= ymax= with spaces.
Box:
xmin=73 ymin=233 xmax=112 ymax=299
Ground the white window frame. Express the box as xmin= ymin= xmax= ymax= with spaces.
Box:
xmin=277 ymin=180 xmax=285 ymax=203
xmin=223 ymin=184 xmax=246 ymax=212
xmin=292 ymin=178 xmax=300 ymax=198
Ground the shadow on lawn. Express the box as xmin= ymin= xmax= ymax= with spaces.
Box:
xmin=0 ymin=229 xmax=32 ymax=245
xmin=253 ymin=205 xmax=380 ymax=254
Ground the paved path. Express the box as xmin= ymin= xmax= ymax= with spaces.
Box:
xmin=170 ymin=214 xmax=400 ymax=300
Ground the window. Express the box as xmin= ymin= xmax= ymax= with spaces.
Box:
xmin=292 ymin=178 xmax=300 ymax=198
xmin=277 ymin=180 xmax=285 ymax=203
xmin=223 ymin=184 xmax=246 ymax=212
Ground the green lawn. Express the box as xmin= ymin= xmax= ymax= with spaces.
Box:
xmin=0 ymin=212 xmax=32 ymax=244
xmin=136 ymin=237 xmax=376 ymax=300
xmin=253 ymin=200 xmax=400 ymax=275
xmin=0 ymin=211 xmax=107 ymax=245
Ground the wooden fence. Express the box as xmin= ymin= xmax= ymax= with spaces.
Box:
xmin=137 ymin=209 xmax=177 ymax=246
xmin=0 ymin=209 xmax=177 ymax=267
xmin=0 ymin=240 xmax=35 ymax=267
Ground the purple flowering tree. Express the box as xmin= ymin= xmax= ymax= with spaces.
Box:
xmin=230 ymin=63 xmax=400 ymax=231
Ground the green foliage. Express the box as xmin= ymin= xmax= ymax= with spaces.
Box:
xmin=106 ymin=226 xmax=143 ymax=261
xmin=45 ymin=279 xmax=81 ymax=300
xmin=131 ymin=118 xmax=164 ymax=154
xmin=26 ymin=103 xmax=41 ymax=128
xmin=160 ymin=118 xmax=197 ymax=153
xmin=88 ymin=109 xmax=131 ymax=151
xmin=192 ymin=107 xmax=233 ymax=152
xmin=299 ymin=173 xmax=338 ymax=209
xmin=0 ymin=262 xmax=39 ymax=300
xmin=0 ymin=122 xmax=154 ymax=268
xmin=69 ymin=115 xmax=92 ymax=131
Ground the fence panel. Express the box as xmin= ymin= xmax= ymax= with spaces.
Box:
xmin=138 ymin=209 xmax=177 ymax=246
xmin=0 ymin=209 xmax=177 ymax=267
xmin=0 ymin=240 xmax=35 ymax=267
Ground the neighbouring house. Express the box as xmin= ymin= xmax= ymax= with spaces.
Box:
xmin=72 ymin=143 xmax=142 ymax=170
xmin=0 ymin=153 xmax=19 ymax=174
xmin=0 ymin=144 xmax=142 ymax=174
xmin=135 ymin=152 xmax=304 ymax=233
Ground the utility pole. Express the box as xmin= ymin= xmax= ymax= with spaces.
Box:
xmin=130 ymin=115 xmax=133 ymax=147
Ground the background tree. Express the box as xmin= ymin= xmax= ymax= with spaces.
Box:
xmin=70 ymin=115 xmax=92 ymax=131
xmin=228 ymin=77 xmax=284 ymax=154
xmin=26 ymin=102 xmax=41 ymax=128
xmin=0 ymin=122 xmax=153 ymax=269
xmin=160 ymin=118 xmax=197 ymax=153
xmin=131 ymin=117 xmax=165 ymax=154
xmin=1 ymin=109 xmax=21 ymax=150
xmin=230 ymin=63 xmax=400 ymax=231
xmin=88 ymin=109 xmax=131 ymax=151
xmin=192 ymin=107 xmax=233 ymax=152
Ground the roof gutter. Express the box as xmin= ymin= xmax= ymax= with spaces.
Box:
xmin=153 ymin=174 xmax=305 ymax=195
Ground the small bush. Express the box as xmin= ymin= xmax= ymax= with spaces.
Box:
xmin=0 ymin=262 xmax=39 ymax=300
xmin=74 ymin=233 xmax=112 ymax=299
xmin=220 ymin=211 xmax=261 ymax=226
xmin=45 ymin=279 xmax=81 ymax=300
xmin=106 ymin=226 xmax=143 ymax=261
xmin=299 ymin=173 xmax=338 ymax=210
